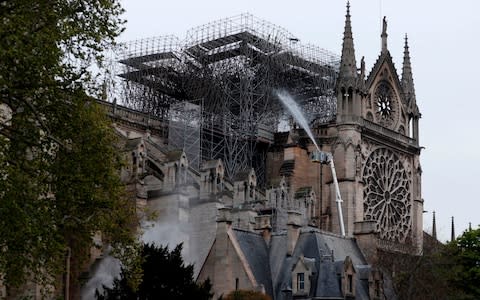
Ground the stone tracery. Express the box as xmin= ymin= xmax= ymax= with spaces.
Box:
xmin=374 ymin=81 xmax=397 ymax=128
xmin=363 ymin=148 xmax=411 ymax=242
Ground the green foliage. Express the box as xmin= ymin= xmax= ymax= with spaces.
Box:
xmin=0 ymin=0 xmax=137 ymax=292
xmin=443 ymin=226 xmax=480 ymax=299
xmin=378 ymin=226 xmax=480 ymax=300
xmin=96 ymin=243 xmax=213 ymax=300
xmin=222 ymin=290 xmax=271 ymax=300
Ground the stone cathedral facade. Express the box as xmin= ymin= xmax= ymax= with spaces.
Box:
xmin=265 ymin=3 xmax=423 ymax=260
xmin=79 ymin=3 xmax=424 ymax=300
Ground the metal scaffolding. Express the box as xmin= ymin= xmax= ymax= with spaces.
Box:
xmin=116 ymin=13 xmax=339 ymax=185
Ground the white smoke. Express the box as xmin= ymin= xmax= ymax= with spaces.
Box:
xmin=140 ymin=220 xmax=190 ymax=259
xmin=81 ymin=219 xmax=191 ymax=299
xmin=80 ymin=255 xmax=121 ymax=299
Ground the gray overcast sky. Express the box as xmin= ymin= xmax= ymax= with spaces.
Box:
xmin=119 ymin=0 xmax=480 ymax=242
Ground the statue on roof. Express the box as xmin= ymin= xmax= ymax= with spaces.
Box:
xmin=381 ymin=17 xmax=388 ymax=53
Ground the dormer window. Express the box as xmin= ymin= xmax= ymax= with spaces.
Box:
xmin=343 ymin=256 xmax=356 ymax=298
xmin=297 ymin=272 xmax=305 ymax=291
xmin=369 ymin=269 xmax=383 ymax=300
xmin=292 ymin=256 xmax=315 ymax=296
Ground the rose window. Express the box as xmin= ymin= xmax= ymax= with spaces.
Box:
xmin=363 ymin=148 xmax=411 ymax=242
xmin=374 ymin=81 xmax=397 ymax=128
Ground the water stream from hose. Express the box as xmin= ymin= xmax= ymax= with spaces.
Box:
xmin=275 ymin=89 xmax=320 ymax=151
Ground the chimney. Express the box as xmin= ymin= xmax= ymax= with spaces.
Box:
xmin=353 ymin=220 xmax=378 ymax=263
xmin=287 ymin=210 xmax=302 ymax=256
xmin=214 ymin=207 xmax=233 ymax=294
xmin=255 ymin=215 xmax=272 ymax=245
xmin=216 ymin=207 xmax=233 ymax=244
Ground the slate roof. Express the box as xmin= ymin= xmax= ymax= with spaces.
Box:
xmin=316 ymin=260 xmax=342 ymax=298
xmin=268 ymin=232 xmax=285 ymax=282
xmin=356 ymin=265 xmax=372 ymax=300
xmin=233 ymin=228 xmax=372 ymax=300
xmin=314 ymin=231 xmax=367 ymax=266
xmin=232 ymin=229 xmax=273 ymax=296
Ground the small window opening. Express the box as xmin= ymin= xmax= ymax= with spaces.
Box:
xmin=297 ymin=272 xmax=305 ymax=291
xmin=348 ymin=274 xmax=353 ymax=293
xmin=409 ymin=117 xmax=414 ymax=138
xmin=132 ymin=152 xmax=137 ymax=166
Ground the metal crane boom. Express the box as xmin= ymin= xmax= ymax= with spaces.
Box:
xmin=311 ymin=150 xmax=346 ymax=237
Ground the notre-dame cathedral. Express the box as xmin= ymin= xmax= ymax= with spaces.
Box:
xmin=79 ymin=2 xmax=424 ymax=299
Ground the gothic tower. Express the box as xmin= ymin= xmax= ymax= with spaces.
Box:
xmin=264 ymin=2 xmax=423 ymax=256
xmin=353 ymin=14 xmax=423 ymax=254
xmin=328 ymin=1 xmax=367 ymax=238
xmin=315 ymin=3 xmax=423 ymax=256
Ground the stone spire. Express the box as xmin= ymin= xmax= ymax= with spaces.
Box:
xmin=451 ymin=216 xmax=456 ymax=242
xmin=401 ymin=34 xmax=416 ymax=104
xmin=381 ymin=16 xmax=388 ymax=53
xmin=338 ymin=1 xmax=357 ymax=85
xmin=432 ymin=211 xmax=437 ymax=240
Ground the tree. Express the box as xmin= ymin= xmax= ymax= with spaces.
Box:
xmin=0 ymin=0 xmax=137 ymax=295
xmin=221 ymin=290 xmax=271 ymax=300
xmin=377 ymin=226 xmax=480 ymax=300
xmin=96 ymin=243 xmax=213 ymax=300
xmin=377 ymin=242 xmax=451 ymax=299
xmin=443 ymin=226 xmax=480 ymax=299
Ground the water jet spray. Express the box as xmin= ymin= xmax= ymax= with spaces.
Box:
xmin=274 ymin=89 xmax=345 ymax=237
xmin=275 ymin=89 xmax=320 ymax=152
